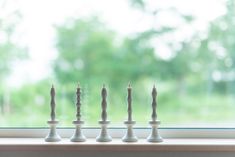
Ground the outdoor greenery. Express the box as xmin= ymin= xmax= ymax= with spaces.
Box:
xmin=0 ymin=0 xmax=235 ymax=127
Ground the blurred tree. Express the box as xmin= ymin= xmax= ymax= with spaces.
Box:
xmin=53 ymin=17 xmax=162 ymax=95
xmin=192 ymin=0 xmax=235 ymax=94
xmin=54 ymin=17 xmax=115 ymax=85
xmin=0 ymin=0 xmax=27 ymax=114
xmin=0 ymin=0 xmax=26 ymax=80
xmin=129 ymin=0 xmax=196 ymax=95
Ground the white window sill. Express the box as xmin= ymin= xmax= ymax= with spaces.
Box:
xmin=0 ymin=138 xmax=235 ymax=152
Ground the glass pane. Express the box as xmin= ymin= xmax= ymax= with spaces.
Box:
xmin=0 ymin=0 xmax=234 ymax=127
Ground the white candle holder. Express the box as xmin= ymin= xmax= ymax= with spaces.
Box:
xmin=122 ymin=120 xmax=138 ymax=142
xmin=70 ymin=120 xmax=86 ymax=142
xmin=96 ymin=121 xmax=112 ymax=142
xmin=45 ymin=120 xmax=61 ymax=142
xmin=147 ymin=120 xmax=163 ymax=143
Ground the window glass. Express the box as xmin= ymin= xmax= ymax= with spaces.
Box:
xmin=0 ymin=0 xmax=235 ymax=127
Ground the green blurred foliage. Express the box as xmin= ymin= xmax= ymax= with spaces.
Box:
xmin=1 ymin=0 xmax=235 ymax=127
xmin=0 ymin=0 xmax=28 ymax=124
xmin=0 ymin=1 xmax=27 ymax=81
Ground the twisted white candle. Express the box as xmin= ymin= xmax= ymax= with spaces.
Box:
xmin=50 ymin=85 xmax=56 ymax=121
xmin=101 ymin=84 xmax=107 ymax=121
xmin=127 ymin=83 xmax=132 ymax=121
xmin=151 ymin=84 xmax=157 ymax=121
xmin=76 ymin=83 xmax=81 ymax=121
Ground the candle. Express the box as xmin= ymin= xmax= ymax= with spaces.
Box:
xmin=127 ymin=83 xmax=132 ymax=121
xmin=50 ymin=85 xmax=56 ymax=121
xmin=76 ymin=83 xmax=81 ymax=121
xmin=101 ymin=84 xmax=107 ymax=121
xmin=151 ymin=84 xmax=157 ymax=121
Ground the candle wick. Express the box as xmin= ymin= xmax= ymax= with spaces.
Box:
xmin=77 ymin=82 xmax=80 ymax=88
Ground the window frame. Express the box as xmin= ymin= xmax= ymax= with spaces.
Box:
xmin=0 ymin=128 xmax=235 ymax=138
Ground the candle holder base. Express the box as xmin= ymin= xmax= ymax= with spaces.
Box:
xmin=96 ymin=121 xmax=112 ymax=142
xmin=45 ymin=120 xmax=61 ymax=142
xmin=147 ymin=120 xmax=163 ymax=143
xmin=70 ymin=120 xmax=86 ymax=142
xmin=122 ymin=120 xmax=138 ymax=142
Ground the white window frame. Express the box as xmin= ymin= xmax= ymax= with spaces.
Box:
xmin=0 ymin=128 xmax=235 ymax=138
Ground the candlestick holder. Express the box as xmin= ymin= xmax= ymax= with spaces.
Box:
xmin=96 ymin=120 xmax=112 ymax=142
xmin=70 ymin=120 xmax=86 ymax=142
xmin=45 ymin=120 xmax=61 ymax=142
xmin=147 ymin=120 xmax=162 ymax=143
xmin=122 ymin=120 xmax=138 ymax=142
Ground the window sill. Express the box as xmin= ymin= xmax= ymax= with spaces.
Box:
xmin=0 ymin=138 xmax=235 ymax=152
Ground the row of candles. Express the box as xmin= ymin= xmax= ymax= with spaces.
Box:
xmin=45 ymin=83 xmax=162 ymax=143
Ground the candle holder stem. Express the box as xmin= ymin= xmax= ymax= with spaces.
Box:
xmin=96 ymin=121 xmax=112 ymax=142
xmin=122 ymin=121 xmax=138 ymax=142
xmin=70 ymin=120 xmax=86 ymax=142
xmin=147 ymin=120 xmax=162 ymax=143
xmin=45 ymin=120 xmax=61 ymax=142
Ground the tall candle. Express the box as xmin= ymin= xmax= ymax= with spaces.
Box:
xmin=101 ymin=84 xmax=107 ymax=121
xmin=76 ymin=84 xmax=81 ymax=121
xmin=50 ymin=85 xmax=56 ymax=121
xmin=151 ymin=85 xmax=157 ymax=121
xmin=127 ymin=83 xmax=132 ymax=121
